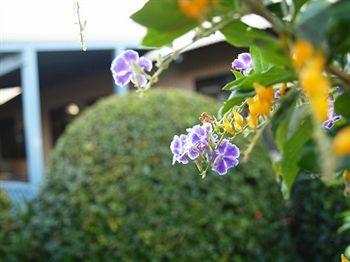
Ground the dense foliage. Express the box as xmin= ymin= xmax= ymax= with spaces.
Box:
xmin=125 ymin=0 xmax=350 ymax=202
xmin=24 ymin=90 xmax=293 ymax=260
xmin=289 ymin=176 xmax=350 ymax=261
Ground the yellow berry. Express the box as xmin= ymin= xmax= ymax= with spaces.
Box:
xmin=309 ymin=96 xmax=329 ymax=121
xmin=223 ymin=119 xmax=234 ymax=134
xmin=342 ymin=254 xmax=350 ymax=262
xmin=343 ymin=170 xmax=350 ymax=182
xmin=257 ymin=100 xmax=272 ymax=116
xmin=292 ymin=39 xmax=314 ymax=69
xmin=333 ymin=126 xmax=350 ymax=156
xmin=247 ymin=114 xmax=258 ymax=129
xmin=247 ymin=97 xmax=260 ymax=116
xmin=233 ymin=111 xmax=244 ymax=126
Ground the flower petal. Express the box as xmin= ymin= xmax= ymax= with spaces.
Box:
xmin=111 ymin=57 xmax=130 ymax=76
xmin=131 ymin=73 xmax=147 ymax=87
xmin=238 ymin=52 xmax=252 ymax=65
xmin=224 ymin=143 xmax=240 ymax=158
xmin=112 ymin=72 xmax=131 ymax=86
xmin=232 ymin=59 xmax=245 ymax=70
xmin=223 ymin=156 xmax=239 ymax=169
xmin=138 ymin=57 xmax=153 ymax=72
xmin=217 ymin=139 xmax=229 ymax=154
xmin=188 ymin=148 xmax=199 ymax=160
xmin=212 ymin=157 xmax=227 ymax=175
xmin=323 ymin=120 xmax=333 ymax=129
xmin=203 ymin=123 xmax=213 ymax=132
xmin=242 ymin=67 xmax=252 ymax=76
xmin=122 ymin=50 xmax=139 ymax=64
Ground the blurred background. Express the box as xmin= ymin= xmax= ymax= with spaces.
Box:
xmin=0 ymin=0 xmax=349 ymax=261
xmin=0 ymin=0 xmax=240 ymax=196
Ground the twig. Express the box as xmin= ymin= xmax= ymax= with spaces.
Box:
xmin=242 ymin=0 xmax=283 ymax=33
xmin=327 ymin=64 xmax=350 ymax=90
xmin=243 ymin=122 xmax=268 ymax=163
xmin=141 ymin=15 xmax=236 ymax=92
xmin=74 ymin=1 xmax=87 ymax=51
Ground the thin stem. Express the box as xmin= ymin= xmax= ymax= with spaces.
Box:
xmin=327 ymin=64 xmax=350 ymax=90
xmin=141 ymin=15 xmax=236 ymax=92
xmin=243 ymin=121 xmax=268 ymax=163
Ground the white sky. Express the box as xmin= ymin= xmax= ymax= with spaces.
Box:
xmin=0 ymin=0 xmax=147 ymax=43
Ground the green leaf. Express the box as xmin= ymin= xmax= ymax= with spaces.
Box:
xmin=335 ymin=91 xmax=350 ymax=118
xmin=141 ymin=25 xmax=195 ymax=47
xmin=223 ymin=66 xmax=296 ymax=91
xmin=280 ymin=113 xmax=313 ymax=199
xmin=221 ymin=20 xmax=290 ymax=66
xmin=232 ymin=70 xmax=244 ymax=80
xmin=131 ymin=0 xmax=195 ymax=31
xmin=270 ymin=90 xmax=299 ymax=151
xmin=250 ymin=45 xmax=272 ymax=73
xmin=221 ymin=20 xmax=277 ymax=47
xmin=218 ymin=90 xmax=255 ymax=117
xmin=296 ymin=0 xmax=350 ymax=54
xmin=298 ymin=140 xmax=320 ymax=174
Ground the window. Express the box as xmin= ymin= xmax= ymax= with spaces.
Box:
xmin=0 ymin=117 xmax=26 ymax=159
xmin=195 ymin=73 xmax=234 ymax=101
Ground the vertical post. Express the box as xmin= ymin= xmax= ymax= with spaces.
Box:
xmin=112 ymin=48 xmax=129 ymax=95
xmin=21 ymin=48 xmax=45 ymax=189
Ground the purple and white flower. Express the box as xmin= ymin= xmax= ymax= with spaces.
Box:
xmin=231 ymin=52 xmax=253 ymax=76
xmin=170 ymin=123 xmax=240 ymax=176
xmin=186 ymin=123 xmax=213 ymax=160
xmin=110 ymin=50 xmax=152 ymax=88
xmin=170 ymin=134 xmax=189 ymax=165
xmin=323 ymin=95 xmax=341 ymax=129
xmin=212 ymin=139 xmax=240 ymax=175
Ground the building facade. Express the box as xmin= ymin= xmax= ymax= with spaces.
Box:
xmin=0 ymin=41 xmax=241 ymax=201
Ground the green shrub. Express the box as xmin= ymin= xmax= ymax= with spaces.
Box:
xmin=289 ymin=176 xmax=350 ymax=261
xmin=0 ymin=190 xmax=14 ymax=255
xmin=26 ymin=89 xmax=292 ymax=261
xmin=0 ymin=190 xmax=30 ymax=260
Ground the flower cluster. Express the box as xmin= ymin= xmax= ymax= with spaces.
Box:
xmin=170 ymin=122 xmax=240 ymax=176
xmin=231 ymin=53 xmax=253 ymax=76
xmin=111 ymin=50 xmax=152 ymax=88
xmin=247 ymin=84 xmax=274 ymax=128
xmin=292 ymin=40 xmax=330 ymax=121
xmin=177 ymin=0 xmax=218 ymax=20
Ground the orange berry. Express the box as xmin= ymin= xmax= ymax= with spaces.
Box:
xmin=254 ymin=84 xmax=274 ymax=102
xmin=177 ymin=0 xmax=208 ymax=19
xmin=292 ymin=39 xmax=314 ymax=69
xmin=333 ymin=126 xmax=350 ymax=156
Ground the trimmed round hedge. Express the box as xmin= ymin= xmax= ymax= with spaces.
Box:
xmin=28 ymin=89 xmax=292 ymax=260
